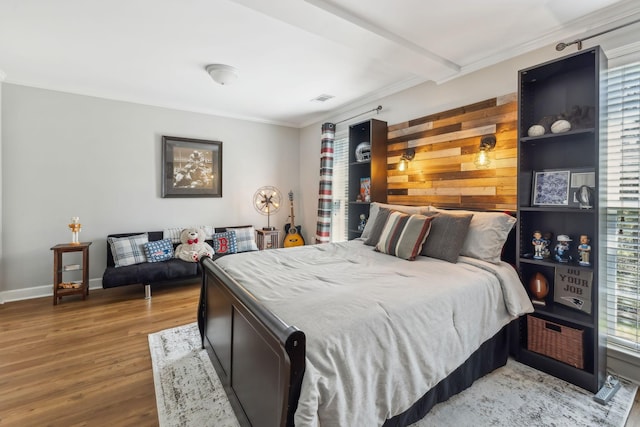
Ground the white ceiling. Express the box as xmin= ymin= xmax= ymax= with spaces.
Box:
xmin=0 ymin=0 xmax=638 ymax=128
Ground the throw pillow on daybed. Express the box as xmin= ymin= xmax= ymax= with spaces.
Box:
xmin=143 ymin=239 xmax=174 ymax=262
xmin=375 ymin=211 xmax=434 ymax=261
xmin=211 ymin=231 xmax=238 ymax=255
xmin=162 ymin=225 xmax=215 ymax=244
xmin=227 ymin=226 xmax=259 ymax=252
xmin=107 ymin=233 xmax=148 ymax=267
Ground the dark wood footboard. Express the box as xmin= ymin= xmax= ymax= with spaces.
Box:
xmin=199 ymin=257 xmax=305 ymax=427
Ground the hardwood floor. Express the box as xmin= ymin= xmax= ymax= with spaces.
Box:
xmin=0 ymin=282 xmax=200 ymax=427
xmin=1 ymin=282 xmax=639 ymax=427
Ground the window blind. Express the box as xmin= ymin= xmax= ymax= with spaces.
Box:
xmin=604 ymin=60 xmax=640 ymax=352
xmin=331 ymin=133 xmax=349 ymax=242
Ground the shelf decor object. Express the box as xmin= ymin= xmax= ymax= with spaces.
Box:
xmin=515 ymin=46 xmax=606 ymax=393
xmin=68 ymin=217 xmax=82 ymax=244
xmin=553 ymin=265 xmax=594 ymax=314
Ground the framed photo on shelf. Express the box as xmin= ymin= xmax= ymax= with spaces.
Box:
xmin=161 ymin=136 xmax=222 ymax=198
xmin=568 ymin=168 xmax=596 ymax=209
xmin=531 ymin=169 xmax=570 ymax=206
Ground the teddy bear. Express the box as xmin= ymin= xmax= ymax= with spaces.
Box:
xmin=174 ymin=228 xmax=214 ymax=262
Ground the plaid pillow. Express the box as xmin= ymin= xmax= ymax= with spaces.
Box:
xmin=163 ymin=225 xmax=214 ymax=244
xmin=375 ymin=212 xmax=433 ymax=261
xmin=143 ymin=239 xmax=174 ymax=263
xmin=212 ymin=231 xmax=237 ymax=255
xmin=227 ymin=227 xmax=259 ymax=252
xmin=108 ymin=233 xmax=149 ymax=267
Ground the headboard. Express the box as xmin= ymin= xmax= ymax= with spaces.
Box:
xmin=385 ymin=94 xmax=518 ymax=211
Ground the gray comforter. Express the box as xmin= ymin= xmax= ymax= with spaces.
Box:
xmin=215 ymin=240 xmax=533 ymax=426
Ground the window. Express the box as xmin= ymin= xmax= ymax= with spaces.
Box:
xmin=330 ymin=132 xmax=349 ymax=242
xmin=604 ymin=59 xmax=640 ymax=353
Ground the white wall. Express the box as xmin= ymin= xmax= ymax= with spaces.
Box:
xmin=0 ymin=70 xmax=4 ymax=302
xmin=1 ymin=85 xmax=299 ymax=299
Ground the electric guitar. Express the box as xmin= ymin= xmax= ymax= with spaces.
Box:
xmin=283 ymin=191 xmax=305 ymax=247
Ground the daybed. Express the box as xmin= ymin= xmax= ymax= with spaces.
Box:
xmin=198 ymin=204 xmax=534 ymax=426
xmin=103 ymin=226 xmax=256 ymax=297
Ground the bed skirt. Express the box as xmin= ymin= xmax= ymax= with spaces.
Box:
xmin=384 ymin=323 xmax=511 ymax=426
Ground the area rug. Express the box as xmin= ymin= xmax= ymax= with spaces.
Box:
xmin=149 ymin=323 xmax=637 ymax=427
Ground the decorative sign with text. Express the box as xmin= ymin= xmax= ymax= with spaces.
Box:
xmin=554 ymin=265 xmax=593 ymax=314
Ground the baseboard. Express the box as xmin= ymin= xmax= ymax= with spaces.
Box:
xmin=0 ymin=278 xmax=103 ymax=303
xmin=608 ymin=345 xmax=640 ymax=385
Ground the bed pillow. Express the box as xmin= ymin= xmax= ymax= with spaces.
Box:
xmin=212 ymin=231 xmax=237 ymax=255
xmin=375 ymin=212 xmax=434 ymax=260
xmin=421 ymin=211 xmax=474 ymax=263
xmin=143 ymin=239 xmax=174 ymax=263
xmin=227 ymin=226 xmax=259 ymax=252
xmin=361 ymin=202 xmax=425 ymax=240
xmin=108 ymin=233 xmax=149 ymax=267
xmin=430 ymin=207 xmax=516 ymax=263
xmin=363 ymin=207 xmax=394 ymax=246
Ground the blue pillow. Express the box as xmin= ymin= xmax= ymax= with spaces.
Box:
xmin=143 ymin=239 xmax=174 ymax=262
xmin=212 ymin=231 xmax=237 ymax=255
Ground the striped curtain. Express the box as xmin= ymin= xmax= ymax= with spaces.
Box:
xmin=315 ymin=122 xmax=335 ymax=243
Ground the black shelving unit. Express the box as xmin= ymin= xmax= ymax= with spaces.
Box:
xmin=515 ymin=47 xmax=607 ymax=393
xmin=347 ymin=119 xmax=387 ymax=240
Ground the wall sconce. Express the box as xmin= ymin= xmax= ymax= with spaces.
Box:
xmin=398 ymin=148 xmax=415 ymax=172
xmin=474 ymin=135 xmax=496 ymax=168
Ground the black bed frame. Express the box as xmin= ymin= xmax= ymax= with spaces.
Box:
xmin=197 ymin=223 xmax=518 ymax=426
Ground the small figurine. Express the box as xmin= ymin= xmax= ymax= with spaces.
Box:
xmin=542 ymin=232 xmax=553 ymax=259
xmin=69 ymin=217 xmax=82 ymax=244
xmin=554 ymin=234 xmax=572 ymax=263
xmin=578 ymin=234 xmax=591 ymax=266
xmin=532 ymin=230 xmax=544 ymax=260
xmin=358 ymin=214 xmax=367 ymax=232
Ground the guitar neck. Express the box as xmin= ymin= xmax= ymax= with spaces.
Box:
xmin=289 ymin=205 xmax=295 ymax=227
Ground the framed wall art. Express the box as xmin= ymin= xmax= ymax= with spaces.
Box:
xmin=161 ymin=136 xmax=222 ymax=198
xmin=531 ymin=169 xmax=570 ymax=206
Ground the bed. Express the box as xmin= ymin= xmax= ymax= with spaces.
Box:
xmin=198 ymin=205 xmax=534 ymax=426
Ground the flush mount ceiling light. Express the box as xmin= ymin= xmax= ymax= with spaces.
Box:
xmin=205 ymin=64 xmax=238 ymax=85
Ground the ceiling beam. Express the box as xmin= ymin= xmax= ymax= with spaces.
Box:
xmin=304 ymin=0 xmax=461 ymax=72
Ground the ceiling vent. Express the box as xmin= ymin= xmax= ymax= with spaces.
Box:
xmin=311 ymin=94 xmax=335 ymax=102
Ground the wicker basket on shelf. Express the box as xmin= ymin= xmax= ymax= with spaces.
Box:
xmin=527 ymin=315 xmax=584 ymax=369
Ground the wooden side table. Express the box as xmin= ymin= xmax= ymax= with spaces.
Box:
xmin=255 ymin=229 xmax=281 ymax=250
xmin=51 ymin=242 xmax=92 ymax=305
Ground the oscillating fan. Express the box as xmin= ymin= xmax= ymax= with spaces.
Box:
xmin=253 ymin=186 xmax=282 ymax=230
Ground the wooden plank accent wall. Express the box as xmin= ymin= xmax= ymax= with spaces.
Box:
xmin=386 ymin=93 xmax=518 ymax=211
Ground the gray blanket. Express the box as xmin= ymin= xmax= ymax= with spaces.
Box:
xmin=215 ymin=240 xmax=533 ymax=426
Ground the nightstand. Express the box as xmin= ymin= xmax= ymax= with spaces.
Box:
xmin=255 ymin=229 xmax=281 ymax=250
xmin=51 ymin=242 xmax=91 ymax=305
